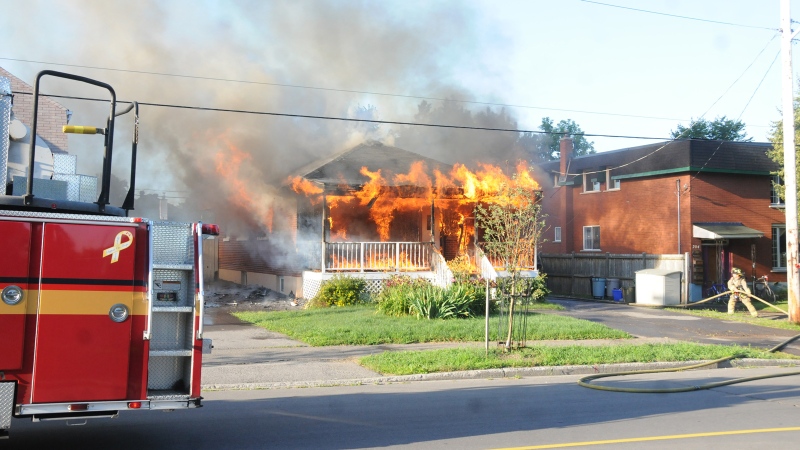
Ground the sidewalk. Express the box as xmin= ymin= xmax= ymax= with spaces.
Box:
xmin=201 ymin=297 xmax=800 ymax=390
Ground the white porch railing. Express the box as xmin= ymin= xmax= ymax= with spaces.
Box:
xmin=430 ymin=249 xmax=454 ymax=288
xmin=323 ymin=241 xmax=433 ymax=272
xmin=478 ymin=252 xmax=498 ymax=281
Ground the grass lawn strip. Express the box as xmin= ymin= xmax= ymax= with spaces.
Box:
xmin=358 ymin=343 xmax=798 ymax=375
xmin=232 ymin=305 xmax=628 ymax=346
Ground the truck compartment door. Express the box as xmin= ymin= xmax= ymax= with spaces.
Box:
xmin=32 ymin=223 xmax=137 ymax=403
xmin=0 ymin=221 xmax=32 ymax=370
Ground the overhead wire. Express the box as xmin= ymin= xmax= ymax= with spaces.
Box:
xmin=0 ymin=56 xmax=687 ymax=122
xmin=701 ymin=34 xmax=779 ymax=118
xmin=580 ymin=0 xmax=779 ymax=31
xmin=10 ymin=90 xmax=672 ymax=141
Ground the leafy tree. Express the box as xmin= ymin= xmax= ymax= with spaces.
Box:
xmin=670 ymin=116 xmax=751 ymax=141
xmin=536 ymin=117 xmax=595 ymax=161
xmin=475 ymin=175 xmax=548 ymax=350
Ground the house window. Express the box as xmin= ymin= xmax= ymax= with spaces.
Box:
xmin=771 ymin=175 xmax=784 ymax=206
xmin=583 ymin=226 xmax=600 ymax=251
xmin=773 ymin=225 xmax=787 ymax=270
xmin=583 ymin=172 xmax=601 ymax=193
xmin=279 ymin=276 xmax=285 ymax=293
xmin=554 ymin=227 xmax=562 ymax=243
xmin=607 ymin=173 xmax=620 ymax=190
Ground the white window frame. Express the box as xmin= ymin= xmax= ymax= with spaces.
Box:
xmin=606 ymin=170 xmax=620 ymax=191
xmin=554 ymin=227 xmax=562 ymax=243
xmin=279 ymin=276 xmax=285 ymax=293
xmin=582 ymin=172 xmax=601 ymax=193
xmin=583 ymin=225 xmax=600 ymax=251
xmin=773 ymin=224 xmax=787 ymax=271
xmin=771 ymin=175 xmax=785 ymax=206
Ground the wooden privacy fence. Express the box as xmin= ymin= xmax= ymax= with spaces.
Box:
xmin=539 ymin=252 xmax=688 ymax=299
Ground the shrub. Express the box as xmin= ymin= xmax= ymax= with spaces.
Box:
xmin=409 ymin=282 xmax=489 ymax=320
xmin=376 ymin=275 xmax=431 ymax=316
xmin=377 ymin=275 xmax=494 ymax=319
xmin=307 ymin=274 xmax=367 ymax=308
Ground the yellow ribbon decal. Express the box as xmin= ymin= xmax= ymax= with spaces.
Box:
xmin=103 ymin=231 xmax=134 ymax=264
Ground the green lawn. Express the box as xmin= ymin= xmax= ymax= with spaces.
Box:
xmin=232 ymin=305 xmax=629 ymax=346
xmin=359 ymin=343 xmax=797 ymax=375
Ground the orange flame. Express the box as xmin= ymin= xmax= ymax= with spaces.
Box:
xmin=294 ymin=159 xmax=540 ymax=246
xmin=214 ymin=138 xmax=275 ymax=232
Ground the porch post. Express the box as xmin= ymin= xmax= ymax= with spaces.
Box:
xmin=321 ymin=194 xmax=327 ymax=274
xmin=360 ymin=242 xmax=365 ymax=273
xmin=395 ymin=242 xmax=400 ymax=273
xmin=430 ymin=198 xmax=435 ymax=244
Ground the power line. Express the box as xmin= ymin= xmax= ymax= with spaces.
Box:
xmin=701 ymin=34 xmax=779 ymax=118
xmin=738 ymin=50 xmax=781 ymax=119
xmin=580 ymin=0 xmax=778 ymax=31
xmin=11 ymin=90 xmax=673 ymax=141
xmin=0 ymin=56 xmax=688 ymax=122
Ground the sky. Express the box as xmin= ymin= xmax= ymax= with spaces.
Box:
xmin=0 ymin=0 xmax=798 ymax=229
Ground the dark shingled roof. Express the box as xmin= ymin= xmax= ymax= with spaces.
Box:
xmin=538 ymin=140 xmax=777 ymax=182
xmin=300 ymin=141 xmax=452 ymax=187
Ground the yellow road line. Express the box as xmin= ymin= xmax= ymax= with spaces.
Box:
xmin=493 ymin=427 xmax=800 ymax=449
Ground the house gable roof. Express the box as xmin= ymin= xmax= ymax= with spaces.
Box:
xmin=300 ymin=141 xmax=453 ymax=187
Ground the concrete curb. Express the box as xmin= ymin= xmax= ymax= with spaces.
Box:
xmin=202 ymin=358 xmax=800 ymax=391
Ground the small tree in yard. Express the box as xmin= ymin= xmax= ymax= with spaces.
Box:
xmin=475 ymin=176 xmax=548 ymax=350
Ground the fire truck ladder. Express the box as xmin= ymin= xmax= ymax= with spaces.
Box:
xmin=146 ymin=221 xmax=201 ymax=400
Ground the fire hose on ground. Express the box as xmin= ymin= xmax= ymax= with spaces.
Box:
xmin=578 ymin=291 xmax=800 ymax=393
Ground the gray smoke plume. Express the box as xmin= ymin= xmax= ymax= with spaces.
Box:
xmin=4 ymin=0 xmax=530 ymax=238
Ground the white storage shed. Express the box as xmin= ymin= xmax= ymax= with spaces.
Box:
xmin=635 ymin=269 xmax=682 ymax=306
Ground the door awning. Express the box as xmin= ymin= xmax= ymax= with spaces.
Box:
xmin=693 ymin=222 xmax=764 ymax=239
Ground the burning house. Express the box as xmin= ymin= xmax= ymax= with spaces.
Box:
xmin=217 ymin=140 xmax=542 ymax=299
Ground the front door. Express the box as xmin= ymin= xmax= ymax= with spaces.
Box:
xmin=32 ymin=223 xmax=137 ymax=403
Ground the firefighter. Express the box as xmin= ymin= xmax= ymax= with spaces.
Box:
xmin=727 ymin=267 xmax=758 ymax=317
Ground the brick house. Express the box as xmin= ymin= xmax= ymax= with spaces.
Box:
xmin=0 ymin=66 xmax=69 ymax=154
xmin=536 ymin=137 xmax=785 ymax=299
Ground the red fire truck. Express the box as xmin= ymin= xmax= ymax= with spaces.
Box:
xmin=0 ymin=70 xmax=217 ymax=438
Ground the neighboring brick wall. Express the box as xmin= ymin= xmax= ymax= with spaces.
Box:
xmin=690 ymin=172 xmax=784 ymax=281
xmin=0 ymin=67 xmax=68 ymax=153
xmin=538 ymin=171 xmax=785 ymax=282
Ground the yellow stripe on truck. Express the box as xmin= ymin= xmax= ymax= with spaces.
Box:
xmin=37 ymin=290 xmax=147 ymax=315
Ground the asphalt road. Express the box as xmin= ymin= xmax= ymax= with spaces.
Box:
xmin=547 ymin=298 xmax=800 ymax=355
xmin=6 ymin=368 xmax=800 ymax=449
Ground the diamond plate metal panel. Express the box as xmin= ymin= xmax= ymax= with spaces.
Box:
xmin=1 ymin=76 xmax=11 ymax=191
xmin=150 ymin=312 xmax=191 ymax=351
xmin=147 ymin=355 xmax=191 ymax=391
xmin=1 ymin=382 xmax=14 ymax=432
xmin=153 ymin=268 xmax=192 ymax=307
xmin=53 ymin=153 xmax=77 ymax=175
xmin=79 ymin=175 xmax=97 ymax=202
xmin=152 ymin=221 xmax=193 ymax=265
xmin=12 ymin=176 xmax=68 ymax=199
xmin=52 ymin=173 xmax=97 ymax=202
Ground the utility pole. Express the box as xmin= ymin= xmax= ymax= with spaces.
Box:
xmin=781 ymin=0 xmax=800 ymax=322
